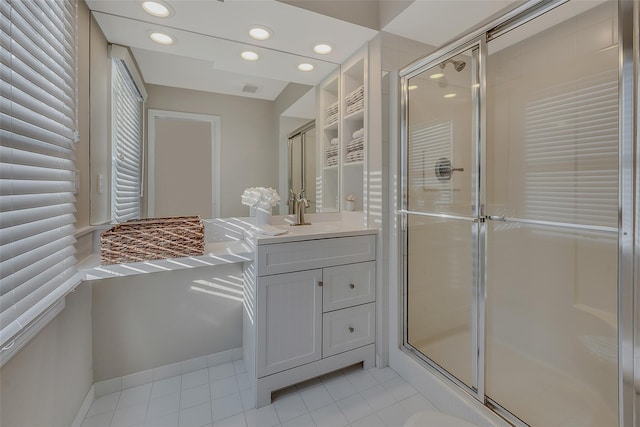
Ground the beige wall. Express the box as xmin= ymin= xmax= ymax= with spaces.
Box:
xmin=0 ymin=2 xmax=95 ymax=426
xmin=0 ymin=283 xmax=93 ymax=427
xmin=92 ymin=264 xmax=243 ymax=381
xmin=145 ymin=85 xmax=278 ymax=218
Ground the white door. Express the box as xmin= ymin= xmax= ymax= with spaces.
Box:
xmin=148 ymin=110 xmax=220 ymax=218
xmin=257 ymin=269 xmax=322 ymax=377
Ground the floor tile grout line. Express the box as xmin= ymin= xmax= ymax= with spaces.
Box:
xmin=84 ymin=366 xmax=436 ymax=427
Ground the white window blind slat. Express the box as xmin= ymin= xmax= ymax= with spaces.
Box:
xmin=11 ymin=1 xmax=73 ymax=81
xmin=1 ymin=70 xmax=74 ymax=126
xmin=111 ymin=58 xmax=143 ymax=223
xmin=0 ymin=193 xmax=75 ymax=213
xmin=1 ymin=113 xmax=75 ymax=150
xmin=0 ymin=129 xmax=74 ymax=158
xmin=3 ymin=252 xmax=75 ymax=311
xmin=1 ymin=268 xmax=77 ymax=346
xmin=5 ymin=40 xmax=73 ymax=104
xmin=0 ymin=145 xmax=75 ymax=171
xmin=0 ymin=202 xmax=75 ymax=229
xmin=0 ymin=0 xmax=78 ymax=364
xmin=1 ymin=247 xmax=75 ymax=301
xmin=0 ymin=219 xmax=76 ymax=265
xmin=0 ymin=161 xmax=75 ymax=182
xmin=1 ymin=177 xmax=76 ymax=195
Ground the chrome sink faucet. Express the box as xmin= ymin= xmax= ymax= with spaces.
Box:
xmin=293 ymin=190 xmax=311 ymax=226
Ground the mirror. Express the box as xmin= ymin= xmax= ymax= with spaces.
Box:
xmin=85 ymin=0 xmax=377 ymax=224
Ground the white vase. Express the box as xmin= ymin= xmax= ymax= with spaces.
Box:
xmin=255 ymin=206 xmax=272 ymax=226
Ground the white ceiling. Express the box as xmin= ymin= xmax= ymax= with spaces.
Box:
xmin=86 ymin=0 xmax=523 ymax=104
xmin=382 ymin=0 xmax=518 ymax=47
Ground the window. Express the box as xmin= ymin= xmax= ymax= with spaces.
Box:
xmin=0 ymin=0 xmax=79 ymax=364
xmin=111 ymin=57 xmax=144 ymax=222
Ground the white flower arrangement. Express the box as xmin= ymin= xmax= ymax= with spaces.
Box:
xmin=241 ymin=187 xmax=280 ymax=209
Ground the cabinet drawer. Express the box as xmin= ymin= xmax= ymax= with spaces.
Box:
xmin=323 ymin=262 xmax=375 ymax=312
xmin=322 ymin=303 xmax=375 ymax=358
xmin=257 ymin=235 xmax=375 ymax=276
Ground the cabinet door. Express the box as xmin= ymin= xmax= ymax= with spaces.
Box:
xmin=257 ymin=269 xmax=323 ymax=377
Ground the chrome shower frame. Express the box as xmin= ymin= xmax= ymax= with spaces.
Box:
xmin=398 ymin=0 xmax=639 ymax=425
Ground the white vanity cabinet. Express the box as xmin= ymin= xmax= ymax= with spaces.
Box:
xmin=243 ymin=232 xmax=376 ymax=408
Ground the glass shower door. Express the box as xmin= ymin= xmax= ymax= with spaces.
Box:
xmin=484 ymin=2 xmax=619 ymax=425
xmin=404 ymin=46 xmax=480 ymax=390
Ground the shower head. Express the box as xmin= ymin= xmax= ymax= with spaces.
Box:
xmin=439 ymin=60 xmax=466 ymax=72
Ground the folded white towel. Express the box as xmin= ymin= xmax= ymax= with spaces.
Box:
xmin=352 ymin=128 xmax=364 ymax=139
xmin=346 ymin=150 xmax=364 ymax=163
xmin=251 ymin=224 xmax=288 ymax=236
xmin=346 ymin=100 xmax=364 ymax=115
xmin=326 ymin=146 xmax=339 ymax=156
xmin=347 ymin=141 xmax=364 ymax=152
xmin=330 ymin=137 xmax=339 ymax=146
xmin=346 ymin=86 xmax=364 ymax=104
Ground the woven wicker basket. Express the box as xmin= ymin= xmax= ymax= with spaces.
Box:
xmin=100 ymin=216 xmax=205 ymax=265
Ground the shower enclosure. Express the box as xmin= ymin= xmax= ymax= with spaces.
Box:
xmin=399 ymin=1 xmax=637 ymax=426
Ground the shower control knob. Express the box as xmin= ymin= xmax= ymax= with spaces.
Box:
xmin=435 ymin=157 xmax=464 ymax=181
xmin=349 ymin=283 xmax=355 ymax=289
xmin=348 ymin=327 xmax=355 ymax=333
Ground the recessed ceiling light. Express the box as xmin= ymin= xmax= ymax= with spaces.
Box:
xmin=430 ymin=73 xmax=444 ymax=79
xmin=408 ymin=85 xmax=418 ymax=91
xmin=149 ymin=32 xmax=174 ymax=45
xmin=297 ymin=63 xmax=314 ymax=72
xmin=241 ymin=51 xmax=260 ymax=61
xmin=141 ymin=1 xmax=172 ymax=17
xmin=313 ymin=43 xmax=333 ymax=55
xmin=249 ymin=26 xmax=272 ymax=41
xmin=443 ymin=93 xmax=457 ymax=98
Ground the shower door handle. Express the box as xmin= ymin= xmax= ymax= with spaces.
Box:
xmin=487 ymin=215 xmax=506 ymax=221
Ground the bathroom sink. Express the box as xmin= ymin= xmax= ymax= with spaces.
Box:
xmin=274 ymin=223 xmax=340 ymax=234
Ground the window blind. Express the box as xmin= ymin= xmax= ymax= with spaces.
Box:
xmin=111 ymin=58 xmax=143 ymax=222
xmin=524 ymin=68 xmax=618 ymax=229
xmin=407 ymin=120 xmax=454 ymax=206
xmin=0 ymin=0 xmax=79 ymax=362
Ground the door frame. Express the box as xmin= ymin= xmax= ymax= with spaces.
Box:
xmin=147 ymin=109 xmax=221 ymax=218
xmin=399 ymin=37 xmax=486 ymax=404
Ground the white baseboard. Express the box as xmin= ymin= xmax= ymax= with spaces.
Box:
xmin=71 ymin=384 xmax=95 ymax=427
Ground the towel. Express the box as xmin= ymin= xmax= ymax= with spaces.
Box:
xmin=346 ymin=100 xmax=364 ymax=115
xmin=352 ymin=128 xmax=364 ymax=139
xmin=347 ymin=140 xmax=364 ymax=153
xmin=346 ymin=150 xmax=364 ymax=163
xmin=330 ymin=137 xmax=339 ymax=146
xmin=346 ymin=86 xmax=364 ymax=105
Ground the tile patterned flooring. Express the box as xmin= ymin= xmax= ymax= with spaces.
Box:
xmin=81 ymin=362 xmax=443 ymax=427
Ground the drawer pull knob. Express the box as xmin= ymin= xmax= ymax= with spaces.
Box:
xmin=349 ymin=283 xmax=355 ymax=289
xmin=318 ymin=281 xmax=323 ymax=287
xmin=348 ymin=326 xmax=355 ymax=333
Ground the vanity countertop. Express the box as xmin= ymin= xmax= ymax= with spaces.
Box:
xmin=77 ymin=214 xmax=377 ymax=281
xmin=247 ymin=221 xmax=377 ymax=245
xmin=77 ymin=239 xmax=254 ymax=280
